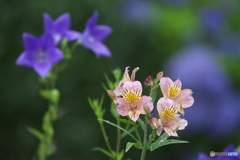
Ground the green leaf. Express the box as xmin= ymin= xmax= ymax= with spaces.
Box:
xmin=112 ymin=68 xmax=122 ymax=82
xmin=134 ymin=143 xmax=143 ymax=149
xmin=88 ymin=96 xmax=105 ymax=119
xmin=137 ymin=118 xmax=145 ymax=132
xmin=125 ymin=142 xmax=135 ymax=153
xmin=39 ymin=89 xmax=59 ymax=103
xmin=118 ymin=119 xmax=133 ymax=125
xmin=27 ymin=127 xmax=43 ymax=140
xmin=93 ymin=147 xmax=114 ymax=159
xmin=110 ymin=103 xmax=118 ymax=118
xmin=121 ymin=126 xmax=135 ymax=138
xmin=117 ymin=150 xmax=124 ymax=160
xmin=150 ymin=86 xmax=158 ymax=103
xmin=99 ymin=119 xmax=141 ymax=144
xmin=104 ymin=73 xmax=114 ymax=90
xmin=150 ymin=135 xmax=188 ymax=151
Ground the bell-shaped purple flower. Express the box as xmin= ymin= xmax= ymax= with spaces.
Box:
xmin=80 ymin=11 xmax=112 ymax=58
xmin=44 ymin=13 xmax=81 ymax=45
xmin=16 ymin=33 xmax=64 ymax=77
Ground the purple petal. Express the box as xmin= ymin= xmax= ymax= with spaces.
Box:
xmin=65 ymin=30 xmax=82 ymax=41
xmin=39 ymin=33 xmax=54 ymax=48
xmin=223 ymin=144 xmax=235 ymax=152
xmin=83 ymin=41 xmax=111 ymax=57
xmin=54 ymin=13 xmax=70 ymax=32
xmin=43 ymin=13 xmax=53 ymax=32
xmin=47 ymin=48 xmax=64 ymax=64
xmin=86 ymin=11 xmax=99 ymax=30
xmin=197 ymin=153 xmax=212 ymax=160
xmin=23 ymin=33 xmax=38 ymax=51
xmin=34 ymin=62 xmax=52 ymax=78
xmin=91 ymin=25 xmax=112 ymax=41
xmin=16 ymin=51 xmax=33 ymax=67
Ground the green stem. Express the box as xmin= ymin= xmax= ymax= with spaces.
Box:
xmin=140 ymin=116 xmax=148 ymax=160
xmin=115 ymin=119 xmax=121 ymax=159
xmin=71 ymin=40 xmax=81 ymax=53
xmin=99 ymin=121 xmax=114 ymax=156
xmin=134 ymin=123 xmax=142 ymax=144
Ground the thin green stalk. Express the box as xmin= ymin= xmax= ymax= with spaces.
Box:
xmin=115 ymin=119 xmax=121 ymax=158
xmin=134 ymin=123 xmax=142 ymax=144
xmin=140 ymin=116 xmax=148 ymax=160
xmin=99 ymin=121 xmax=114 ymax=155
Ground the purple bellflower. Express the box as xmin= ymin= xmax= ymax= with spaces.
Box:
xmin=198 ymin=144 xmax=240 ymax=160
xmin=44 ymin=13 xmax=81 ymax=45
xmin=79 ymin=11 xmax=112 ymax=58
xmin=199 ymin=6 xmax=226 ymax=34
xmin=16 ymin=33 xmax=64 ymax=77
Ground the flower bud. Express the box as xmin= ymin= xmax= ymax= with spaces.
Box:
xmin=156 ymin=71 xmax=164 ymax=80
xmin=144 ymin=76 xmax=153 ymax=86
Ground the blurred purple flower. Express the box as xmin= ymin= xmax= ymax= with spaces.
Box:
xmin=199 ymin=7 xmax=226 ymax=34
xmin=217 ymin=35 xmax=240 ymax=57
xmin=79 ymin=11 xmax=112 ymax=58
xmin=16 ymin=33 xmax=64 ymax=77
xmin=44 ymin=13 xmax=81 ymax=45
xmin=120 ymin=0 xmax=154 ymax=25
xmin=165 ymin=45 xmax=240 ymax=139
xmin=163 ymin=0 xmax=189 ymax=5
xmin=198 ymin=144 xmax=240 ymax=160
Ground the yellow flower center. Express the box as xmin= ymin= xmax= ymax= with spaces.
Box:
xmin=168 ymin=83 xmax=181 ymax=99
xmin=161 ymin=107 xmax=177 ymax=119
xmin=122 ymin=90 xmax=141 ymax=103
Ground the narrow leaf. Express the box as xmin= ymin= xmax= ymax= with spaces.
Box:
xmin=92 ymin=147 xmax=114 ymax=159
xmin=27 ymin=127 xmax=43 ymax=140
xmin=150 ymin=139 xmax=188 ymax=151
xmin=125 ymin=142 xmax=135 ymax=153
xmin=137 ymin=118 xmax=145 ymax=132
xmin=151 ymin=87 xmax=158 ymax=103
xmin=118 ymin=119 xmax=133 ymax=125
xmin=99 ymin=119 xmax=140 ymax=143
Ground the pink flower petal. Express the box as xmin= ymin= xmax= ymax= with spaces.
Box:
xmin=177 ymin=89 xmax=193 ymax=99
xmin=123 ymin=81 xmax=142 ymax=93
xmin=130 ymin=67 xmax=139 ymax=81
xmin=181 ymin=95 xmax=194 ymax=108
xmin=157 ymin=98 xmax=174 ymax=114
xmin=160 ymin=77 xmax=173 ymax=98
xmin=137 ymin=96 xmax=153 ymax=114
xmin=123 ymin=66 xmax=130 ymax=81
xmin=128 ymin=110 xmax=140 ymax=122
xmin=116 ymin=98 xmax=130 ymax=116
xmin=176 ymin=119 xmax=188 ymax=130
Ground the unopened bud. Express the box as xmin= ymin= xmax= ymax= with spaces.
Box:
xmin=144 ymin=106 xmax=151 ymax=117
xmin=107 ymin=90 xmax=115 ymax=99
xmin=156 ymin=71 xmax=164 ymax=80
xmin=144 ymin=76 xmax=153 ymax=86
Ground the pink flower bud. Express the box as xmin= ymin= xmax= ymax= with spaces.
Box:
xmin=144 ymin=76 xmax=153 ymax=86
xmin=156 ymin=71 xmax=164 ymax=80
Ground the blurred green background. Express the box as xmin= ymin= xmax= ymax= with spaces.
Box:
xmin=1 ymin=0 xmax=240 ymax=159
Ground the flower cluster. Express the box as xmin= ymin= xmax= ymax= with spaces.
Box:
xmin=109 ymin=67 xmax=154 ymax=122
xmin=109 ymin=67 xmax=194 ymax=137
xmin=16 ymin=11 xmax=112 ymax=78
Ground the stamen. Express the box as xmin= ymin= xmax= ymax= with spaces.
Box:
xmin=161 ymin=105 xmax=177 ymax=119
xmin=122 ymin=89 xmax=141 ymax=103
xmin=168 ymin=83 xmax=181 ymax=99
xmin=37 ymin=49 xmax=47 ymax=62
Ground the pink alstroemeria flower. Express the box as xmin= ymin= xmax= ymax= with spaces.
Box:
xmin=153 ymin=98 xmax=188 ymax=137
xmin=111 ymin=67 xmax=154 ymax=122
xmin=113 ymin=66 xmax=139 ymax=96
xmin=160 ymin=77 xmax=194 ymax=114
